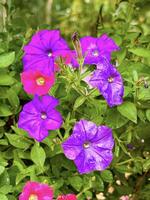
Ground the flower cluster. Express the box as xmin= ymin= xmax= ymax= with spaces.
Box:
xmin=18 ymin=29 xmax=123 ymax=180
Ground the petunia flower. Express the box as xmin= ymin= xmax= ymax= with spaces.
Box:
xmin=19 ymin=181 xmax=53 ymax=200
xmin=62 ymin=120 xmax=114 ymax=174
xmin=23 ymin=30 xmax=70 ymax=75
xmin=89 ymin=58 xmax=124 ymax=107
xmin=21 ymin=70 xmax=55 ymax=96
xmin=57 ymin=194 xmax=77 ymax=200
xmin=80 ymin=34 xmax=119 ymax=65
xmin=18 ymin=95 xmax=63 ymax=142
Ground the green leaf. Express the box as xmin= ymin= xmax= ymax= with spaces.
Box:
xmin=0 ymin=104 xmax=12 ymax=117
xmin=73 ymin=96 xmax=86 ymax=110
xmin=0 ymin=74 xmax=15 ymax=86
xmin=100 ymin=170 xmax=113 ymax=183
xmin=31 ymin=143 xmax=46 ymax=168
xmin=0 ymin=52 xmax=15 ymax=68
xmin=117 ymin=101 xmax=137 ymax=123
xmin=0 ymin=120 xmax=5 ymax=127
xmin=68 ymin=176 xmax=83 ymax=191
xmin=0 ymin=185 xmax=13 ymax=195
xmin=5 ymin=133 xmax=32 ymax=149
xmin=143 ymin=159 xmax=150 ymax=172
xmin=0 ymin=194 xmax=8 ymax=200
xmin=7 ymin=88 xmax=20 ymax=109
xmin=138 ymin=88 xmax=150 ymax=101
xmin=105 ymin=108 xmax=128 ymax=129
xmin=116 ymin=48 xmax=126 ymax=64
xmin=128 ymin=48 xmax=150 ymax=58
xmin=146 ymin=109 xmax=150 ymax=121
xmin=0 ymin=166 xmax=5 ymax=175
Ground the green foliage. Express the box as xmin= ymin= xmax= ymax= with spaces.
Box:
xmin=0 ymin=0 xmax=150 ymax=199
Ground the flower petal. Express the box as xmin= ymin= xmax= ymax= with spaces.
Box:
xmin=44 ymin=109 xmax=63 ymax=130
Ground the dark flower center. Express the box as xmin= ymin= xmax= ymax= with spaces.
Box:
xmin=108 ymin=77 xmax=114 ymax=83
xmin=29 ymin=194 xmax=38 ymax=200
xmin=83 ymin=141 xmax=90 ymax=149
xmin=41 ymin=112 xmax=47 ymax=120
xmin=36 ymin=77 xmax=45 ymax=86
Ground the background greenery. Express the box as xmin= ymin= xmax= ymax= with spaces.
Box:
xmin=0 ymin=0 xmax=150 ymax=199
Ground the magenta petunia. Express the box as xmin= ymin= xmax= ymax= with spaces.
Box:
xmin=89 ymin=58 xmax=124 ymax=107
xmin=23 ymin=30 xmax=70 ymax=75
xmin=18 ymin=95 xmax=63 ymax=142
xmin=62 ymin=120 xmax=114 ymax=174
xmin=21 ymin=70 xmax=55 ymax=96
xmin=19 ymin=181 xmax=53 ymax=200
xmin=80 ymin=34 xmax=119 ymax=65
xmin=57 ymin=194 xmax=77 ymax=200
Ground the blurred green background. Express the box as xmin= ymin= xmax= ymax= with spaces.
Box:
xmin=0 ymin=0 xmax=150 ymax=38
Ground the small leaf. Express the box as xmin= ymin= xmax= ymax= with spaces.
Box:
xmin=73 ymin=96 xmax=86 ymax=110
xmin=101 ymin=170 xmax=113 ymax=183
xmin=105 ymin=108 xmax=128 ymax=129
xmin=0 ymin=74 xmax=15 ymax=86
xmin=143 ymin=159 xmax=150 ymax=172
xmin=0 ymin=194 xmax=8 ymax=200
xmin=117 ymin=101 xmax=137 ymax=123
xmin=68 ymin=176 xmax=83 ymax=191
xmin=138 ymin=88 xmax=150 ymax=101
xmin=146 ymin=109 xmax=150 ymax=121
xmin=5 ymin=133 xmax=32 ymax=149
xmin=0 ymin=52 xmax=15 ymax=68
xmin=0 ymin=104 xmax=12 ymax=117
xmin=0 ymin=120 xmax=5 ymax=127
xmin=0 ymin=166 xmax=5 ymax=175
xmin=7 ymin=88 xmax=20 ymax=109
xmin=128 ymin=48 xmax=150 ymax=58
xmin=31 ymin=143 xmax=46 ymax=168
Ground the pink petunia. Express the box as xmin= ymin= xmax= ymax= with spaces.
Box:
xmin=57 ymin=194 xmax=77 ymax=200
xmin=19 ymin=181 xmax=53 ymax=200
xmin=21 ymin=70 xmax=55 ymax=96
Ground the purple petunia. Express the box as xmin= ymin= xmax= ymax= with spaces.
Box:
xmin=62 ymin=120 xmax=114 ymax=174
xmin=23 ymin=30 xmax=70 ymax=74
xmin=80 ymin=34 xmax=119 ymax=65
xmin=18 ymin=95 xmax=63 ymax=142
xmin=89 ymin=58 xmax=124 ymax=107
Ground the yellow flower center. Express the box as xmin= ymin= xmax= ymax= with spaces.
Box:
xmin=29 ymin=194 xmax=38 ymax=200
xmin=108 ymin=77 xmax=114 ymax=83
xmin=36 ymin=77 xmax=45 ymax=86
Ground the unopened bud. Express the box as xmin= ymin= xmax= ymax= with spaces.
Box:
xmin=72 ymin=32 xmax=83 ymax=60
